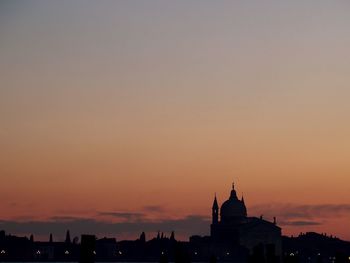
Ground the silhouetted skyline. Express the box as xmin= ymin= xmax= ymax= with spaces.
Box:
xmin=1 ymin=1 xmax=350 ymax=241
xmin=1 ymin=184 xmax=350 ymax=262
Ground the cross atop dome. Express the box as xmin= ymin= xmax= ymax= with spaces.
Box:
xmin=230 ymin=181 xmax=238 ymax=200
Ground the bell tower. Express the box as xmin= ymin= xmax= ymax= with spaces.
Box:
xmin=212 ymin=194 xmax=219 ymax=224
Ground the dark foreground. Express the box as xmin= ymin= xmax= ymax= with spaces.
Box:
xmin=1 ymin=231 xmax=350 ymax=263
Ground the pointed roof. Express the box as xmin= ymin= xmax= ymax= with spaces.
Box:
xmin=170 ymin=231 xmax=175 ymax=241
xmin=212 ymin=193 xmax=219 ymax=209
xmin=65 ymin=230 xmax=71 ymax=244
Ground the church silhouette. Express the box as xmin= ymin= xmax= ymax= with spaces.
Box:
xmin=189 ymin=182 xmax=282 ymax=262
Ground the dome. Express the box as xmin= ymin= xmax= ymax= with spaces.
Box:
xmin=220 ymin=183 xmax=247 ymax=223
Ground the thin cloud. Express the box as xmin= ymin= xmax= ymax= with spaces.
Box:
xmin=279 ymin=220 xmax=322 ymax=226
xmin=250 ymin=203 xmax=350 ymax=224
xmin=98 ymin=211 xmax=145 ymax=220
xmin=49 ymin=216 xmax=84 ymax=222
xmin=142 ymin=205 xmax=165 ymax=213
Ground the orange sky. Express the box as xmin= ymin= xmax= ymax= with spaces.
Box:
xmin=1 ymin=1 xmax=350 ymax=241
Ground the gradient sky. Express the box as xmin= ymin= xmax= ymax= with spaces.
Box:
xmin=1 ymin=0 xmax=350 ymax=241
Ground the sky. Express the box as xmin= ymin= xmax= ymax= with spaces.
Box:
xmin=1 ymin=0 xmax=350 ymax=241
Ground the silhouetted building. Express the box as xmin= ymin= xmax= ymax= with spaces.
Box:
xmin=65 ymin=230 xmax=71 ymax=244
xmin=283 ymin=232 xmax=350 ymax=263
xmin=80 ymin=234 xmax=95 ymax=263
xmin=139 ymin=231 xmax=146 ymax=243
xmin=210 ymin=183 xmax=282 ymax=261
xmin=190 ymin=182 xmax=282 ymax=262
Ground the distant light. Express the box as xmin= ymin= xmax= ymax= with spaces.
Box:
xmin=64 ymin=250 xmax=70 ymax=255
xmin=290 ymin=253 xmax=294 ymax=257
xmin=194 ymin=251 xmax=198 ymax=255
xmin=226 ymin=252 xmax=230 ymax=255
xmin=36 ymin=250 xmax=41 ymax=255
xmin=317 ymin=253 xmax=321 ymax=256
xmin=93 ymin=250 xmax=96 ymax=255
xmin=118 ymin=251 xmax=122 ymax=255
xmin=161 ymin=251 xmax=164 ymax=255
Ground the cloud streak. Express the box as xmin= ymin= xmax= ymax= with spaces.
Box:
xmin=142 ymin=205 xmax=165 ymax=213
xmin=280 ymin=220 xmax=321 ymax=226
xmin=249 ymin=203 xmax=350 ymax=226
xmin=98 ymin=212 xmax=145 ymax=222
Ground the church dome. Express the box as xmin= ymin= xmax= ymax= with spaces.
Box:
xmin=220 ymin=183 xmax=247 ymax=223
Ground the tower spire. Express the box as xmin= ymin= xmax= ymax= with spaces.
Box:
xmin=212 ymin=193 xmax=219 ymax=209
xmin=65 ymin=230 xmax=71 ymax=244
xmin=212 ymin=193 xmax=219 ymax=224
